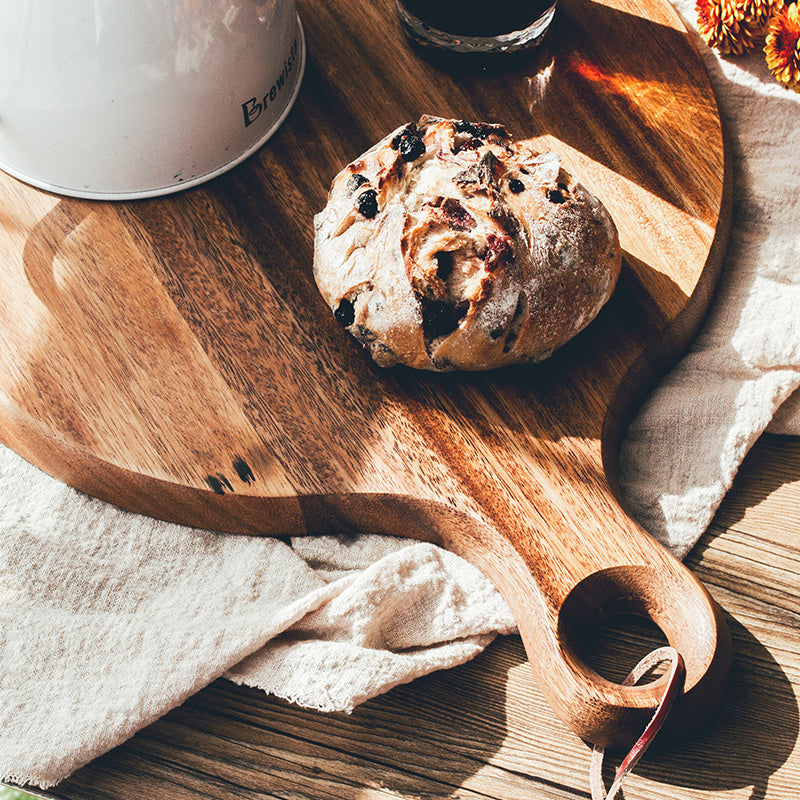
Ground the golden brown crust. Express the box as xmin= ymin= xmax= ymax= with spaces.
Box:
xmin=313 ymin=117 xmax=621 ymax=371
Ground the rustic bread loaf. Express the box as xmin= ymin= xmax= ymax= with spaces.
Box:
xmin=313 ymin=116 xmax=621 ymax=371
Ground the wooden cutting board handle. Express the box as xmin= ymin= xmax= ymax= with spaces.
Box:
xmin=300 ymin=390 xmax=731 ymax=747
xmin=488 ymin=518 xmax=731 ymax=748
xmin=302 ymin=454 xmax=731 ymax=748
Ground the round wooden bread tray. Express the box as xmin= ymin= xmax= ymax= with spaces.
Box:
xmin=0 ymin=0 xmax=732 ymax=747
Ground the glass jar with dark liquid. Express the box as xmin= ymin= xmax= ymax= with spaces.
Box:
xmin=396 ymin=0 xmax=556 ymax=53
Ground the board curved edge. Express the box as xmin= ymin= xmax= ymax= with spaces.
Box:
xmin=600 ymin=103 xmax=734 ymax=504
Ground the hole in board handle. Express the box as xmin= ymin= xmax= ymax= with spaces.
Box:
xmin=557 ymin=565 xmax=715 ymax=690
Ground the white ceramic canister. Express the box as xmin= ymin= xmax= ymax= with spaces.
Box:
xmin=0 ymin=0 xmax=305 ymax=199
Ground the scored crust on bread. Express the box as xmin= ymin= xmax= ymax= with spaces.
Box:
xmin=313 ymin=116 xmax=622 ymax=371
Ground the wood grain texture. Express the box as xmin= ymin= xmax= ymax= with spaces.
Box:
xmin=0 ymin=0 xmax=732 ymax=748
xmin=26 ymin=435 xmax=800 ymax=800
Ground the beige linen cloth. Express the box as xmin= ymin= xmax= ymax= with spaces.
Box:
xmin=2 ymin=1 xmax=800 ymax=789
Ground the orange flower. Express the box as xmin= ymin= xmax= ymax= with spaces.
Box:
xmin=748 ymin=0 xmax=785 ymax=32
xmin=696 ymin=0 xmax=780 ymax=53
xmin=765 ymin=1 xmax=800 ymax=91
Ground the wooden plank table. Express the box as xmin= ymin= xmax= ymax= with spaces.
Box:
xmin=17 ymin=433 xmax=796 ymax=800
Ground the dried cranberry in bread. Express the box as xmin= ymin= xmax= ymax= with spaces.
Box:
xmin=313 ymin=116 xmax=621 ymax=371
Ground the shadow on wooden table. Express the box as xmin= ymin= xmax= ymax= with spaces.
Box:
xmin=634 ymin=613 xmax=798 ymax=800
xmin=564 ymin=599 xmax=798 ymax=799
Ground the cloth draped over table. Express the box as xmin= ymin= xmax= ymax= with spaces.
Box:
xmin=2 ymin=0 xmax=799 ymax=789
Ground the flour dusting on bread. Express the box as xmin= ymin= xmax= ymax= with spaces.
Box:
xmin=313 ymin=116 xmax=621 ymax=371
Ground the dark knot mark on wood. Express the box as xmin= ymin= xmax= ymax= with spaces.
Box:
xmin=206 ymin=460 xmax=253 ymax=494
xmin=206 ymin=474 xmax=234 ymax=495
xmin=233 ymin=457 xmax=255 ymax=484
